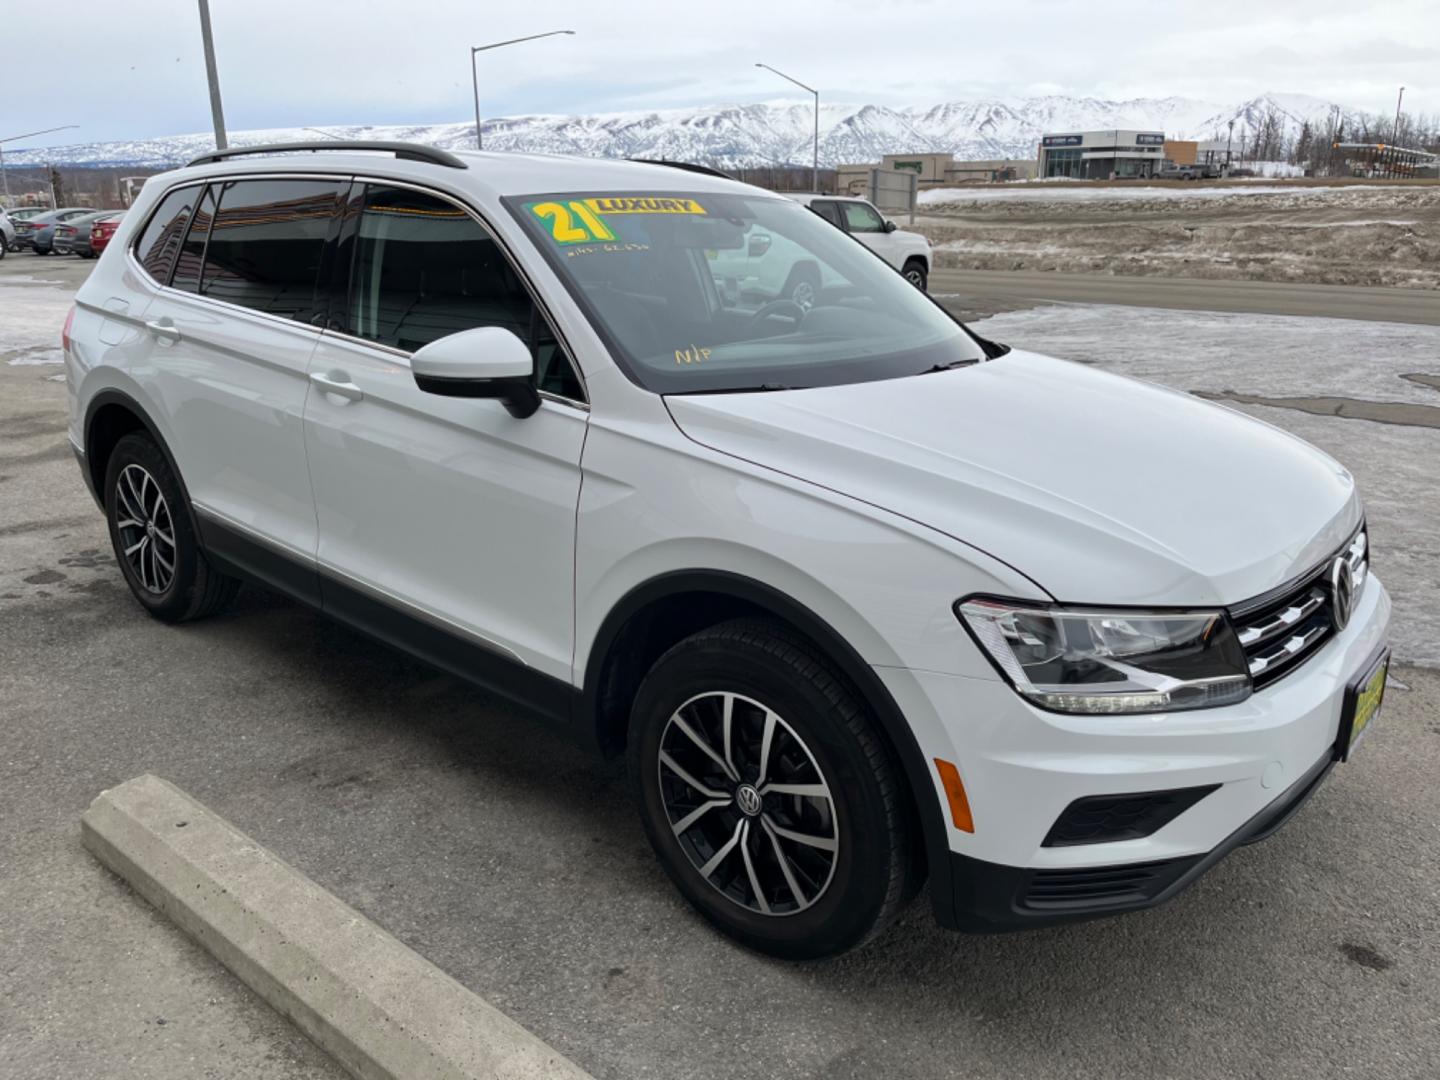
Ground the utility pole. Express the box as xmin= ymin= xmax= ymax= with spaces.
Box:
xmin=756 ymin=63 xmax=820 ymax=192
xmin=469 ymin=31 xmax=575 ymax=151
xmin=1226 ymin=119 xmax=1234 ymax=172
xmin=1393 ymin=86 xmax=1405 ymax=144
xmin=197 ymin=0 xmax=228 ymax=150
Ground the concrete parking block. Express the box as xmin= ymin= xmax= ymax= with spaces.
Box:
xmin=80 ymin=774 xmax=594 ymax=1080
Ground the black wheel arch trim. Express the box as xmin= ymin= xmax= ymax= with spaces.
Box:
xmin=82 ymin=388 xmax=198 ymax=526
xmin=582 ymin=568 xmax=960 ymax=925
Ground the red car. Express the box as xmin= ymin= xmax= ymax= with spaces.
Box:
xmin=89 ymin=213 xmax=126 ymax=257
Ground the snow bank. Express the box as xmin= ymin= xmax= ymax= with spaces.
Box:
xmin=919 ymin=183 xmax=1371 ymax=205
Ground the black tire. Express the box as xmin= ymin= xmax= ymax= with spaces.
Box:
xmin=628 ymin=617 xmax=913 ymax=959
xmin=902 ymin=258 xmax=928 ymax=292
xmin=104 ymin=432 xmax=239 ymax=623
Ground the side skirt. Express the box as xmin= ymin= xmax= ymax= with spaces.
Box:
xmin=194 ymin=511 xmax=581 ymax=732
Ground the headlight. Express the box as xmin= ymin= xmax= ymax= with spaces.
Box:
xmin=956 ymin=597 xmax=1251 ymax=714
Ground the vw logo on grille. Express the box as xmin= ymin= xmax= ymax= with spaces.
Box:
xmin=735 ymin=783 xmax=763 ymax=817
xmin=1331 ymin=556 xmax=1355 ymax=632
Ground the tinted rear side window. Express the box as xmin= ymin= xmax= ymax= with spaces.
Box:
xmin=199 ymin=179 xmax=342 ymax=322
xmin=134 ymin=186 xmax=202 ymax=284
xmin=171 ymin=186 xmax=216 ymax=294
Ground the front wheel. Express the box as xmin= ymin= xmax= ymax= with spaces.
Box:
xmin=628 ymin=618 xmax=914 ymax=959
xmin=902 ymin=259 xmax=928 ymax=292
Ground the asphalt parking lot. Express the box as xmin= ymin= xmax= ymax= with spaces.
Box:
xmin=3 ymin=253 xmax=1439 ymax=1079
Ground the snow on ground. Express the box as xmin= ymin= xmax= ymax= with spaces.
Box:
xmin=921 ymin=183 xmax=1380 ymax=205
xmin=969 ymin=303 xmax=1440 ymax=667
xmin=0 ymin=284 xmax=73 ymax=366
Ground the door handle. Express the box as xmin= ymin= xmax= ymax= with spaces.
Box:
xmin=310 ymin=370 xmax=364 ymax=402
xmin=145 ymin=318 xmax=180 ymax=343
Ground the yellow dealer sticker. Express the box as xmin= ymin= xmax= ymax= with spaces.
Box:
xmin=582 ymin=196 xmax=707 ymax=216
xmin=527 ymin=195 xmax=708 ymax=245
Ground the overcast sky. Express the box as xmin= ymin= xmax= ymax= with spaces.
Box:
xmin=3 ymin=0 xmax=1435 ymax=148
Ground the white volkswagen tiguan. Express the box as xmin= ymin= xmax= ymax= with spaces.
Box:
xmin=65 ymin=143 xmax=1390 ymax=959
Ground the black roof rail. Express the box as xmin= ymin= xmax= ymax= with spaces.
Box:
xmin=629 ymin=158 xmax=733 ymax=180
xmin=186 ymin=140 xmax=468 ymax=170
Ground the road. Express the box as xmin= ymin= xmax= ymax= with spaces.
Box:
xmin=3 ymin=255 xmax=1439 ymax=1080
xmin=931 ymin=269 xmax=1440 ymax=325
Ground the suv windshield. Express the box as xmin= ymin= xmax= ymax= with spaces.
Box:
xmin=505 ymin=190 xmax=981 ymax=393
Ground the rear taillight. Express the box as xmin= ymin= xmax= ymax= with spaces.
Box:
xmin=62 ymin=306 xmax=75 ymax=354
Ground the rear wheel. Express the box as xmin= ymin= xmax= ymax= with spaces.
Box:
xmin=104 ymin=433 xmax=239 ymax=623
xmin=629 ymin=618 xmax=913 ymax=959
xmin=902 ymin=258 xmax=928 ymax=292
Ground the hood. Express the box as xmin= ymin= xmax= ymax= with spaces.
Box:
xmin=665 ymin=350 xmax=1360 ymax=607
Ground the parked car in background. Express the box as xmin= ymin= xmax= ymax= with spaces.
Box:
xmin=787 ymin=193 xmax=931 ymax=290
xmin=54 ymin=210 xmax=123 ymax=257
xmin=711 ymin=192 xmax=932 ymax=306
xmin=0 ymin=208 xmax=14 ymax=257
xmin=4 ymin=206 xmax=48 ymax=225
xmin=88 ymin=212 xmax=126 ymax=257
xmin=19 ymin=208 xmax=96 ymax=254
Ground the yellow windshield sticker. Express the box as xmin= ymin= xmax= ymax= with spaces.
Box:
xmin=527 ymin=195 xmax=708 ymax=245
xmin=582 ymin=196 xmax=708 ymax=216
xmin=529 ymin=201 xmax=616 ymax=245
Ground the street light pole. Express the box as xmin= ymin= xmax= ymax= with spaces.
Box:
xmin=196 ymin=0 xmax=228 ymax=150
xmin=756 ymin=63 xmax=819 ymax=192
xmin=0 ymin=124 xmax=80 ymax=207
xmin=1226 ymin=118 xmax=1234 ymax=172
xmin=469 ymin=31 xmax=575 ymax=151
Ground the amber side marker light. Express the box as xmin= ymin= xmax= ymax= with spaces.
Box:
xmin=933 ymin=758 xmax=974 ymax=833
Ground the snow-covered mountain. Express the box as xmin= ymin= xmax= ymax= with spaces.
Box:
xmin=8 ymin=92 xmax=1355 ymax=170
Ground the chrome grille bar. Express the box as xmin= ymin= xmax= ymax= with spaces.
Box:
xmin=1235 ymin=587 xmax=1325 ymax=648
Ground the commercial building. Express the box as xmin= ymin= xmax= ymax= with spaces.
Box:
xmin=1037 ymin=130 xmax=1166 ymax=179
xmin=837 ymin=153 xmax=1036 ymax=196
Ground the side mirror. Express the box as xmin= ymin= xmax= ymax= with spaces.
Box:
xmin=883 ymin=220 xmax=898 ymax=233
xmin=411 ymin=326 xmax=539 ymax=419
xmin=748 ymin=233 xmax=772 ymax=257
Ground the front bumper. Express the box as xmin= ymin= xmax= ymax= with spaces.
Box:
xmin=945 ymin=738 xmax=1336 ymax=931
xmin=876 ymin=574 xmax=1391 ymax=932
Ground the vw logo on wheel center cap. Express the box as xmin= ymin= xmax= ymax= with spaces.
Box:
xmin=735 ymin=783 xmax=763 ymax=817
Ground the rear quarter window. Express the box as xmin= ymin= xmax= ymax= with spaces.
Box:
xmin=134 ymin=185 xmax=203 ymax=284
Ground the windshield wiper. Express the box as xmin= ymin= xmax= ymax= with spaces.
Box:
xmin=672 ymin=383 xmax=803 ymax=395
xmin=919 ymin=359 xmax=980 ymax=375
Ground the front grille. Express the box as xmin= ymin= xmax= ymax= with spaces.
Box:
xmin=1043 ymin=785 xmax=1220 ymax=847
xmin=1230 ymin=526 xmax=1367 ymax=690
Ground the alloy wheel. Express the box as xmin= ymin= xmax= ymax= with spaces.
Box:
xmin=114 ymin=463 xmax=176 ymax=594
xmin=657 ymin=691 xmax=839 ymax=916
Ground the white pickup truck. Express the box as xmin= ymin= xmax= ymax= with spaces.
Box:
xmin=708 ymin=193 xmax=932 ymax=309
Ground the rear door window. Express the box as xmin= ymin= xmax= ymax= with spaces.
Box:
xmin=198 ymin=179 xmax=344 ymax=323
xmin=809 ymin=200 xmax=842 ymax=227
xmin=134 ymin=186 xmax=202 ymax=284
